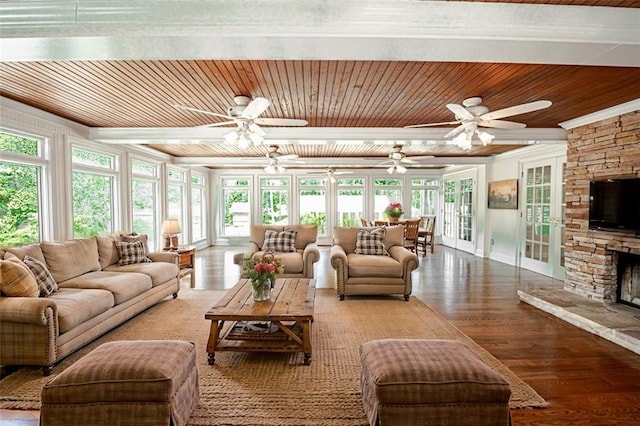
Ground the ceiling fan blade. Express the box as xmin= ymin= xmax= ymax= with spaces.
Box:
xmin=248 ymin=122 xmax=266 ymax=136
xmin=443 ymin=124 xmax=467 ymax=139
xmin=480 ymin=100 xmax=552 ymax=121
xmin=197 ymin=121 xmax=237 ymax=128
xmin=446 ymin=103 xmax=475 ymax=120
xmin=255 ymin=117 xmax=308 ymax=126
xmin=478 ymin=120 xmax=526 ymax=130
xmin=404 ymin=121 xmax=460 ymax=128
xmin=402 ymin=155 xmax=435 ymax=163
xmin=334 ymin=171 xmax=353 ymax=175
xmin=401 ymin=158 xmax=418 ymax=164
xmin=278 ymin=154 xmax=299 ymax=161
xmin=241 ymin=97 xmax=270 ymax=119
xmin=174 ymin=104 xmax=234 ymax=120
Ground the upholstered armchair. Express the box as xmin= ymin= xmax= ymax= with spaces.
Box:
xmin=233 ymin=224 xmax=320 ymax=278
xmin=330 ymin=225 xmax=419 ymax=301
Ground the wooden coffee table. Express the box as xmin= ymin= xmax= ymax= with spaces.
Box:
xmin=205 ymin=277 xmax=316 ymax=365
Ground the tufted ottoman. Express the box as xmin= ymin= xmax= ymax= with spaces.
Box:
xmin=360 ymin=339 xmax=511 ymax=426
xmin=41 ymin=340 xmax=199 ymax=426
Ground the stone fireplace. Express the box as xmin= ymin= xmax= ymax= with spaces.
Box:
xmin=617 ymin=252 xmax=640 ymax=309
xmin=564 ymin=110 xmax=640 ymax=306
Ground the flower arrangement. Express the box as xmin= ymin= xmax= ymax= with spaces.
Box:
xmin=243 ymin=253 xmax=284 ymax=289
xmin=384 ymin=201 xmax=404 ymax=218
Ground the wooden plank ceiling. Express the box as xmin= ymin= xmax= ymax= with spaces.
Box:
xmin=0 ymin=0 xmax=638 ymax=168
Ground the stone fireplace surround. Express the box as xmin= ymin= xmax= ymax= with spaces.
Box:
xmin=564 ymin=110 xmax=640 ymax=304
xmin=519 ymin=109 xmax=640 ymax=355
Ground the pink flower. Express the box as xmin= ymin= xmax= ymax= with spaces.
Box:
xmin=266 ymin=263 xmax=275 ymax=272
xmin=254 ymin=264 xmax=263 ymax=272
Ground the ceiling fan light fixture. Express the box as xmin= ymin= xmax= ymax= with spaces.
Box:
xmin=476 ymin=130 xmax=495 ymax=145
xmin=453 ymin=131 xmax=473 ymax=150
xmin=249 ymin=131 xmax=263 ymax=145
xmin=223 ymin=130 xmax=238 ymax=144
xmin=237 ymin=133 xmax=250 ymax=149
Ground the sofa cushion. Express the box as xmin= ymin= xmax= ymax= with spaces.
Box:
xmin=293 ymin=225 xmax=318 ymax=250
xmin=23 ymin=255 xmax=58 ymax=297
xmin=383 ymin=224 xmax=404 ymax=250
xmin=262 ymin=229 xmax=297 ymax=252
xmin=48 ymin=288 xmax=115 ymax=334
xmin=6 ymin=243 xmax=46 ymax=264
xmin=115 ymin=240 xmax=152 ymax=266
xmin=347 ymin=253 xmax=403 ymax=278
xmin=104 ymin=262 xmax=179 ymax=287
xmin=40 ymin=238 xmax=101 ymax=283
xmin=59 ymin=271 xmax=152 ymax=305
xmin=355 ymin=227 xmax=388 ymax=255
xmin=96 ymin=234 xmax=120 ymax=269
xmin=254 ymin=250 xmax=303 ymax=274
xmin=0 ymin=255 xmax=40 ymax=297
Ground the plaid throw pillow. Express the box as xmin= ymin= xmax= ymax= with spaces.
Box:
xmin=262 ymin=229 xmax=297 ymax=252
xmin=23 ymin=255 xmax=58 ymax=297
xmin=355 ymin=227 xmax=388 ymax=256
xmin=115 ymin=240 xmax=152 ymax=266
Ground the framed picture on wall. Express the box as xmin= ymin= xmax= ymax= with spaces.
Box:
xmin=488 ymin=179 xmax=518 ymax=209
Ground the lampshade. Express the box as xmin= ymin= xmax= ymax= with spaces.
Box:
xmin=161 ymin=218 xmax=181 ymax=235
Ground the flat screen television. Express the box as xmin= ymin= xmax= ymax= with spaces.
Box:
xmin=588 ymin=178 xmax=640 ymax=234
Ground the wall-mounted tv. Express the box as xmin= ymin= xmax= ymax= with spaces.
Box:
xmin=588 ymin=178 xmax=640 ymax=234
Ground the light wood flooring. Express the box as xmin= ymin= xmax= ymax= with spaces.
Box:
xmin=2 ymin=245 xmax=639 ymax=425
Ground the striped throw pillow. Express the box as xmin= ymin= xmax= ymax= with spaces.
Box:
xmin=354 ymin=227 xmax=388 ymax=256
xmin=262 ymin=229 xmax=297 ymax=252
xmin=23 ymin=255 xmax=58 ymax=297
xmin=115 ymin=240 xmax=152 ymax=266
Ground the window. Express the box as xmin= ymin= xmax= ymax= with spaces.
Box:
xmin=261 ymin=177 xmax=289 ymax=224
xmin=167 ymin=168 xmax=186 ymax=243
xmin=411 ymin=178 xmax=439 ymax=217
xmin=0 ymin=130 xmax=48 ymax=246
xmin=72 ymin=146 xmax=118 ymax=238
xmin=298 ymin=177 xmax=327 ymax=235
xmin=443 ymin=180 xmax=456 ymax=239
xmin=131 ymin=159 xmax=159 ymax=249
xmin=374 ymin=178 xmax=402 ymax=219
xmin=191 ymin=173 xmax=206 ymax=241
xmin=336 ymin=178 xmax=364 ymax=227
xmin=222 ymin=177 xmax=251 ymax=237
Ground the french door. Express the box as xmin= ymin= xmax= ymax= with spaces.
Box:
xmin=442 ymin=172 xmax=476 ymax=254
xmin=519 ymin=157 xmax=566 ymax=279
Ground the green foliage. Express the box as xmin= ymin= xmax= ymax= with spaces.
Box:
xmin=224 ymin=189 xmax=249 ymax=225
xmin=0 ymin=161 xmax=39 ymax=247
xmin=300 ymin=212 xmax=326 ymax=234
xmin=72 ymin=171 xmax=112 ymax=237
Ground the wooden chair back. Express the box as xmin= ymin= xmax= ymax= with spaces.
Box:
xmin=418 ymin=215 xmax=436 ymax=256
xmin=403 ymin=219 xmax=421 ymax=252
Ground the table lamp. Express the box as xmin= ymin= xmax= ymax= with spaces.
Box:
xmin=161 ymin=218 xmax=181 ymax=250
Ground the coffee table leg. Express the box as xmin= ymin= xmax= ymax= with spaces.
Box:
xmin=206 ymin=320 xmax=220 ymax=365
xmin=302 ymin=320 xmax=312 ymax=365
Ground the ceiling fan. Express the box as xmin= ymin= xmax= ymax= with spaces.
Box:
xmin=263 ymin=145 xmax=304 ymax=174
xmin=405 ymin=97 xmax=552 ymax=150
xmin=174 ymin=95 xmax=308 ymax=148
xmin=307 ymin=168 xmax=354 ymax=183
xmin=379 ymin=145 xmax=435 ymax=174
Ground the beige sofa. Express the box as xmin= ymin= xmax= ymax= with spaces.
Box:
xmin=330 ymin=226 xmax=419 ymax=300
xmin=233 ymin=225 xmax=320 ymax=278
xmin=0 ymin=234 xmax=180 ymax=375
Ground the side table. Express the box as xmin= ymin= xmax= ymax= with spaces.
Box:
xmin=175 ymin=246 xmax=196 ymax=286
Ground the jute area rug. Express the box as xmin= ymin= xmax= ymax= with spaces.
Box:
xmin=0 ymin=288 xmax=548 ymax=425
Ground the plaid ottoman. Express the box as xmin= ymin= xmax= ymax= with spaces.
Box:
xmin=360 ymin=339 xmax=511 ymax=426
xmin=41 ymin=340 xmax=199 ymax=426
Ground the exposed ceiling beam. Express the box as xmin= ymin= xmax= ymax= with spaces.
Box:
xmin=1 ymin=1 xmax=638 ymax=66
xmin=89 ymin=127 xmax=567 ymax=145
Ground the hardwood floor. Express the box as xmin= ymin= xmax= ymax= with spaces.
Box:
xmin=2 ymin=244 xmax=639 ymax=425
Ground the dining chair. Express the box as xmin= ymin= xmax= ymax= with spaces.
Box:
xmin=360 ymin=218 xmax=373 ymax=227
xmin=417 ymin=215 xmax=436 ymax=256
xmin=402 ymin=219 xmax=421 ymax=253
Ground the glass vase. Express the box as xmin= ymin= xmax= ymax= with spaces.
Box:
xmin=251 ymin=278 xmax=271 ymax=302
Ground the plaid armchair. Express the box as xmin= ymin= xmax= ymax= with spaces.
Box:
xmin=233 ymin=225 xmax=320 ymax=278
xmin=330 ymin=225 xmax=419 ymax=301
